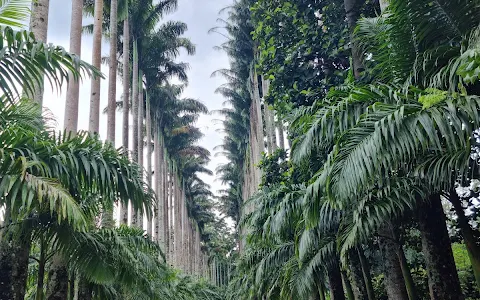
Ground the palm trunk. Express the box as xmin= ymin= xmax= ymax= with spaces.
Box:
xmin=327 ymin=261 xmax=346 ymax=300
xmin=77 ymin=278 xmax=92 ymax=300
xmin=342 ymin=270 xmax=355 ymax=300
xmin=417 ymin=194 xmax=464 ymax=300
xmin=101 ymin=0 xmax=118 ymax=228
xmin=343 ymin=0 xmax=363 ymax=79
xmin=46 ymin=255 xmax=69 ymax=300
xmin=163 ymin=152 xmax=170 ymax=260
xmin=28 ymin=0 xmax=50 ymax=105
xmin=357 ymin=248 xmax=375 ymax=300
xmin=251 ymin=68 xmax=264 ymax=187
xmin=106 ymin=0 xmax=118 ymax=142
xmin=146 ymin=91 xmax=153 ymax=238
xmin=449 ymin=189 xmax=480 ymax=289
xmin=154 ymin=126 xmax=164 ymax=244
xmin=347 ymin=249 xmax=369 ymax=300
xmin=277 ymin=119 xmax=285 ymax=150
xmin=378 ymin=224 xmax=409 ymax=300
xmin=119 ymin=8 xmax=130 ymax=226
xmin=63 ymin=0 xmax=84 ymax=133
xmin=137 ymin=72 xmax=144 ymax=229
xmin=0 ymin=216 xmax=31 ymax=300
xmin=88 ymin=0 xmax=103 ymax=133
xmin=131 ymin=40 xmax=139 ymax=226
xmin=36 ymin=237 xmax=47 ymax=300
xmin=397 ymin=243 xmax=418 ymax=300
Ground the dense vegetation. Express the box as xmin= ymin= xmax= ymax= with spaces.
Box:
xmin=215 ymin=0 xmax=480 ymax=300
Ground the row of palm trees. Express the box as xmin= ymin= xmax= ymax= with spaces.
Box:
xmin=0 ymin=0 xmax=223 ymax=299
xmin=217 ymin=0 xmax=480 ymax=299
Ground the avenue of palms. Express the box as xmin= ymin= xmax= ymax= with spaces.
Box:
xmin=2 ymin=0 xmax=480 ymax=299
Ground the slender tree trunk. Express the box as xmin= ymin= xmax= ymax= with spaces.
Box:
xmin=146 ymin=92 xmax=153 ymax=238
xmin=277 ymin=119 xmax=285 ymax=150
xmin=417 ymin=194 xmax=464 ymax=300
xmin=36 ymin=237 xmax=47 ymax=300
xmin=342 ymin=270 xmax=355 ymax=300
xmin=121 ymin=8 xmax=130 ymax=150
xmin=63 ymin=0 xmax=84 ymax=133
xmin=343 ymin=0 xmax=363 ymax=79
xmin=131 ymin=40 xmax=139 ymax=226
xmin=347 ymin=249 xmax=369 ymax=300
xmin=449 ymin=189 xmax=480 ymax=289
xmin=357 ymin=248 xmax=375 ymax=300
xmin=327 ymin=261 xmax=346 ymax=300
xmin=154 ymin=126 xmax=164 ymax=244
xmin=0 ymin=218 xmax=31 ymax=300
xmin=120 ymin=8 xmax=130 ymax=225
xmin=88 ymin=0 xmax=103 ymax=133
xmin=137 ymin=72 xmax=144 ymax=229
xmin=397 ymin=243 xmax=418 ymax=300
xmin=163 ymin=152 xmax=170 ymax=261
xmin=28 ymin=0 xmax=50 ymax=105
xmin=46 ymin=255 xmax=69 ymax=300
xmin=106 ymin=0 xmax=118 ymax=142
xmin=378 ymin=224 xmax=409 ymax=300
xmin=251 ymin=68 xmax=264 ymax=187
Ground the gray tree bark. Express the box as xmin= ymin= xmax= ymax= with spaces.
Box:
xmin=46 ymin=255 xmax=68 ymax=300
xmin=343 ymin=0 xmax=363 ymax=79
xmin=63 ymin=0 xmax=84 ymax=134
xmin=137 ymin=75 xmax=144 ymax=228
xmin=88 ymin=0 xmax=103 ymax=133
xmin=106 ymin=0 xmax=118 ymax=142
xmin=378 ymin=224 xmax=409 ymax=300
xmin=146 ymin=92 xmax=153 ymax=238
xmin=28 ymin=0 xmax=50 ymax=105
xmin=327 ymin=261 xmax=346 ymax=300
xmin=0 ymin=223 xmax=31 ymax=300
xmin=131 ymin=41 xmax=139 ymax=226
xmin=119 ymin=10 xmax=130 ymax=225
xmin=417 ymin=194 xmax=464 ymax=300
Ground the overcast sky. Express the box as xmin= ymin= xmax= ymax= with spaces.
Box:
xmin=43 ymin=0 xmax=232 ymax=195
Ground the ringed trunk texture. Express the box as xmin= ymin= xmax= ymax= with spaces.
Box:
xmin=63 ymin=0 xmax=83 ymax=134
xmin=417 ymin=194 xmax=464 ymax=300
xmin=29 ymin=0 xmax=50 ymax=105
xmin=119 ymin=10 xmax=130 ymax=226
xmin=88 ymin=0 xmax=103 ymax=133
xmin=46 ymin=254 xmax=69 ymax=300
xmin=106 ymin=0 xmax=118 ymax=142
xmin=378 ymin=224 xmax=409 ymax=300
xmin=0 ymin=229 xmax=31 ymax=300
xmin=327 ymin=260 xmax=346 ymax=300
xmin=449 ymin=189 xmax=480 ymax=289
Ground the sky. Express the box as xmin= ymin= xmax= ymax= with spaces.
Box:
xmin=43 ymin=0 xmax=232 ymax=196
